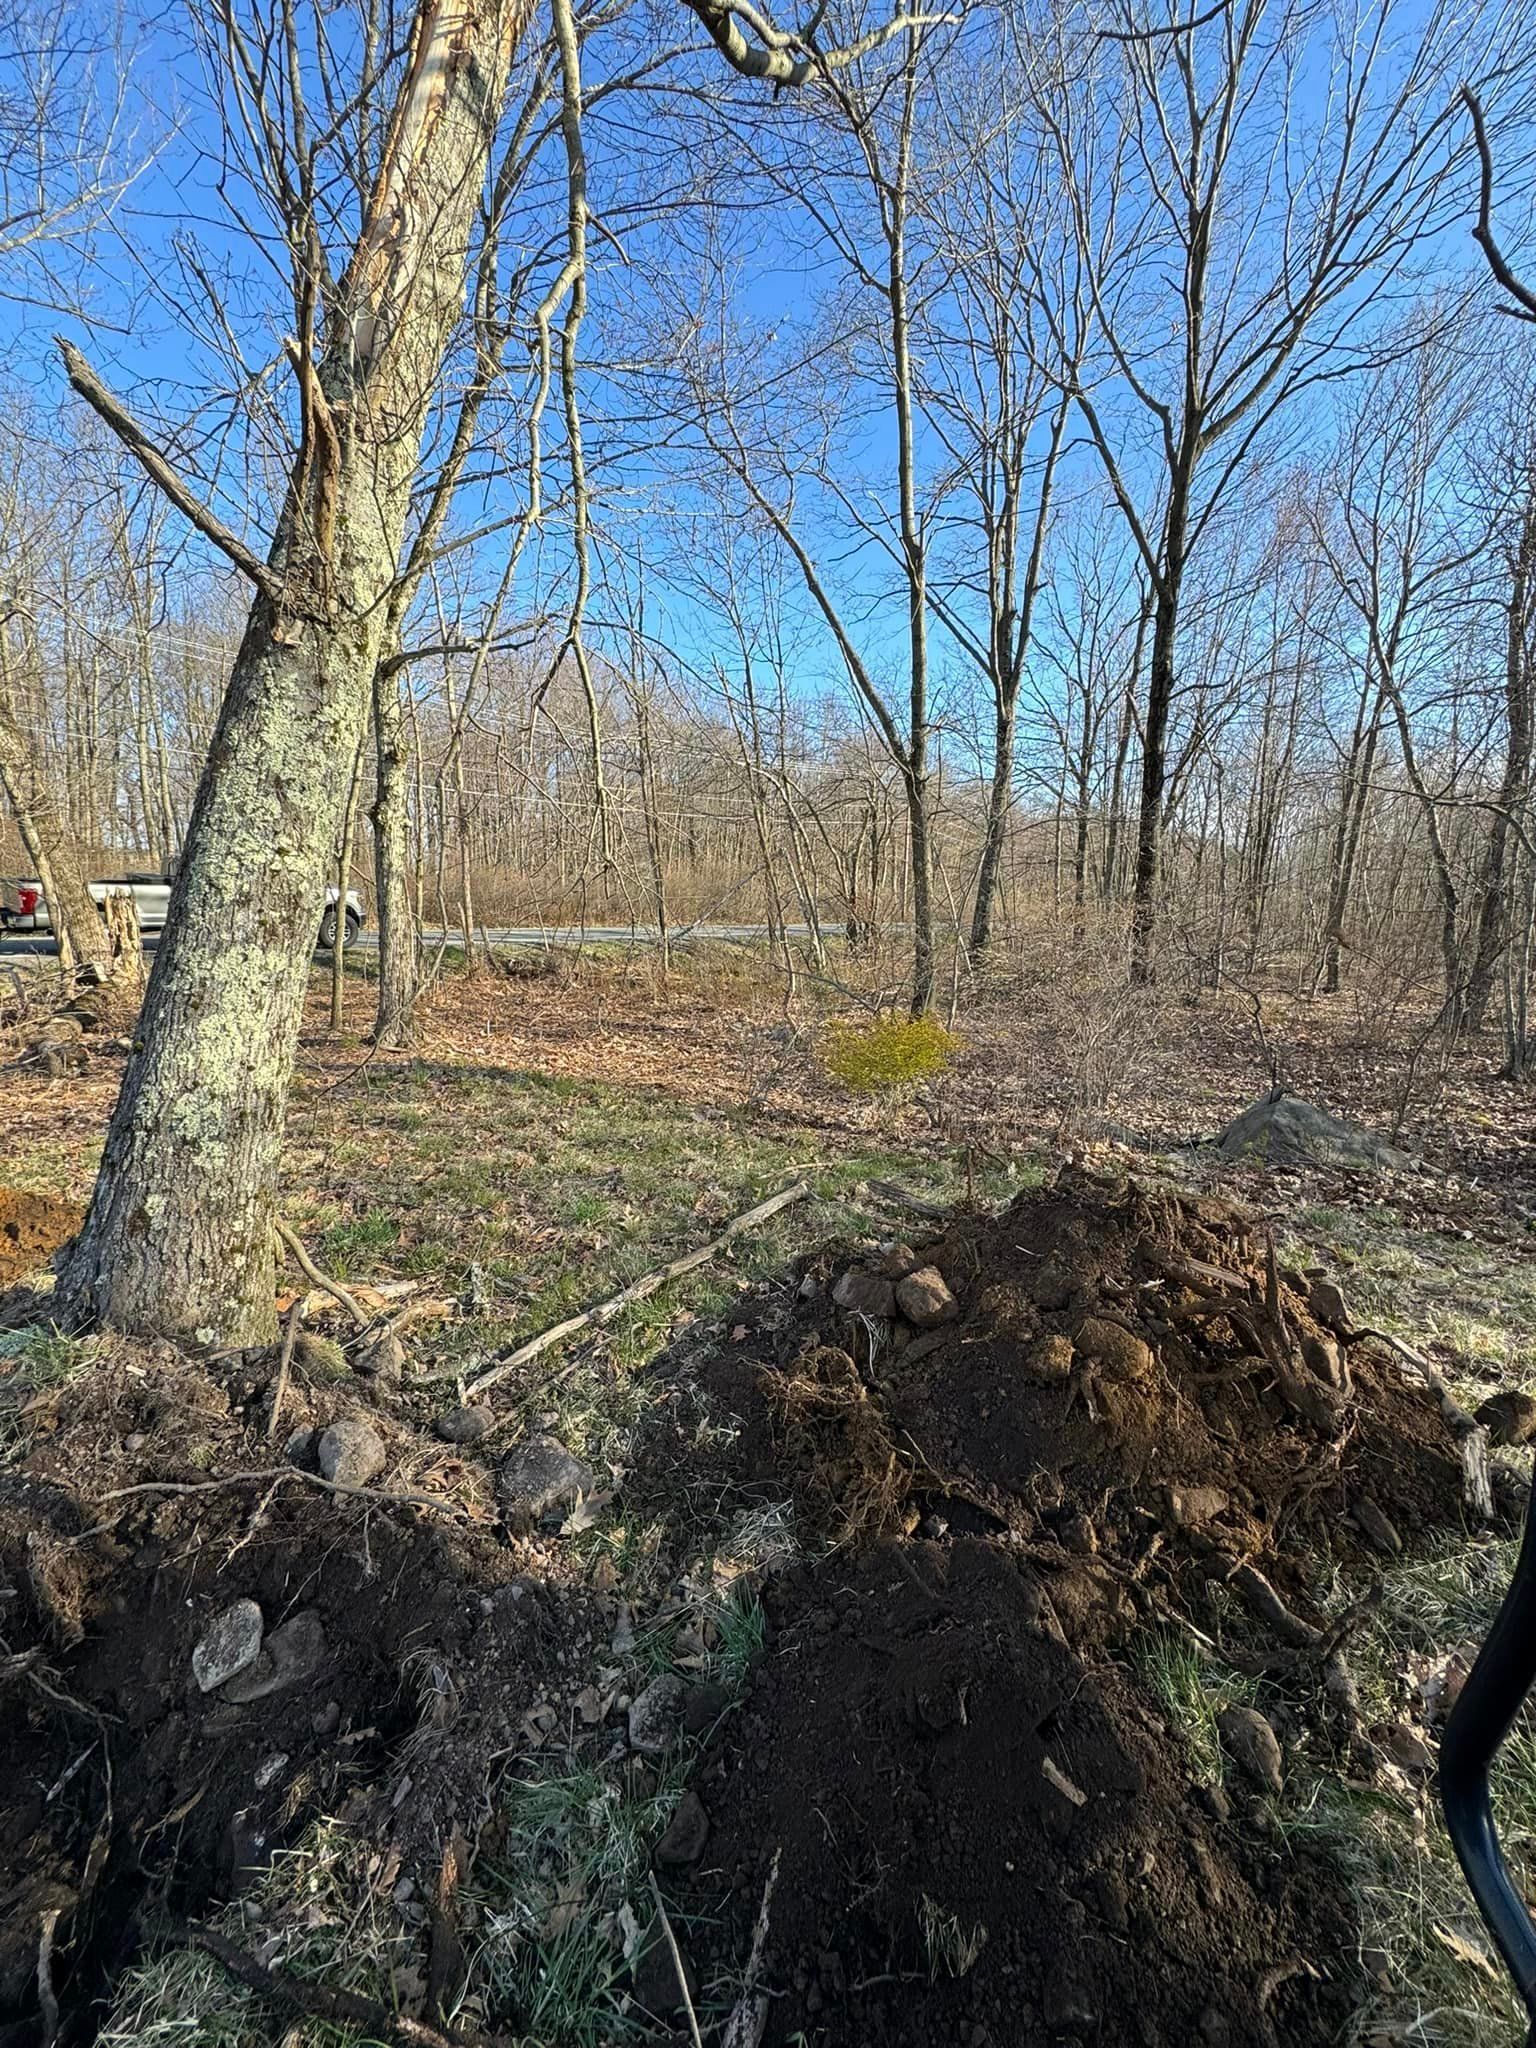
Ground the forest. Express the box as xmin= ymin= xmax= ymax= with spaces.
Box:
xmin=2 ymin=0 xmax=1536 ymax=2041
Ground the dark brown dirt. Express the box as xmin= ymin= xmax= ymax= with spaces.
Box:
xmin=671 ymin=1167 xmax=1491 ymax=2047
xmin=0 ymin=1187 xmax=82 ymax=1288
xmin=0 ymin=1341 xmax=601 ymax=2045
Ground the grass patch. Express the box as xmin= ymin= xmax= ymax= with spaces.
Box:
xmin=1134 ymin=1629 xmax=1263 ymax=1786
xmin=0 ymin=1326 xmax=100 ymax=1463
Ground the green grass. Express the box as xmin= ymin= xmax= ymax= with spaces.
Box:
xmin=1135 ymin=1629 xmax=1263 ymax=1786
xmin=0 ymin=1325 xmax=101 ymax=1462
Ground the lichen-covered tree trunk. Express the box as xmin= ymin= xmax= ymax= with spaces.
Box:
xmin=56 ymin=0 xmax=534 ymax=1343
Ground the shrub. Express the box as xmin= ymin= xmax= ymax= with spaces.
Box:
xmin=823 ymin=1013 xmax=961 ymax=1095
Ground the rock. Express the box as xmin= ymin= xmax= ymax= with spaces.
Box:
xmin=1198 ymin=1781 xmax=1232 ymax=1823
xmin=435 ymin=1405 xmax=492 ymax=1445
xmin=222 ymin=1609 xmax=328 ymax=1703
xmin=654 ymin=1788 xmax=710 ymax=1869
xmin=895 ymin=1265 xmax=958 ymax=1328
xmin=631 ymin=1911 xmax=699 ymax=2017
xmin=496 ymin=1433 xmax=595 ymax=1529
xmin=253 ymin=1752 xmax=289 ymax=1791
xmin=1308 ymin=1277 xmax=1353 ymax=1334
xmin=311 ymin=1700 xmax=341 ymax=1736
xmin=192 ymin=1598 xmax=264 ymax=1693
xmin=1073 ymin=1315 xmax=1153 ymax=1379
xmin=1475 ymin=1390 xmax=1536 ymax=1447
xmin=1374 ymin=1722 xmax=1435 ymax=1775
xmin=1166 ymin=1484 xmax=1229 ymax=1530
xmin=1216 ymin=1706 xmax=1284 ymax=1795
xmin=682 ymin=1681 xmax=731 ymax=1736
xmin=1353 ymin=1496 xmax=1402 ymax=1557
xmin=833 ymin=1268 xmax=898 ymax=1319
xmin=284 ymin=1426 xmax=319 ymax=1470
xmin=1024 ymin=1333 xmax=1075 ymax=1383
xmin=628 ymin=1673 xmax=687 ymax=1756
xmin=875 ymin=1242 xmax=920 ymax=1279
xmin=1216 ymin=1091 xmax=1419 ymax=1174
xmin=1300 ymin=1333 xmax=1348 ymax=1390
xmin=1059 ymin=1513 xmax=1098 ymax=1556
xmin=317 ymin=1416 xmax=386 ymax=1488
xmin=353 ymin=1326 xmax=408 ymax=1382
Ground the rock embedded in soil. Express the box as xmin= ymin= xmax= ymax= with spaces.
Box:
xmin=654 ymin=1788 xmax=710 ymax=1869
xmin=221 ymin=1608 xmax=328 ymax=1703
xmin=284 ymin=1426 xmax=319 ymax=1470
xmin=1216 ymin=1090 xmax=1419 ymax=1173
xmin=192 ymin=1598 xmax=264 ymax=1693
xmin=353 ymin=1326 xmax=408 ymax=1382
xmin=317 ymin=1416 xmax=387 ymax=1488
xmin=833 ymin=1268 xmax=898 ymax=1319
xmin=1025 ymin=1333 xmax=1075 ymax=1383
xmin=435 ymin=1405 xmax=492 ymax=1445
xmin=495 ymin=1432 xmax=595 ymax=1529
xmin=1475 ymin=1389 xmax=1536 ymax=1447
xmin=894 ymin=1265 xmax=958 ymax=1328
xmin=628 ymin=1672 xmax=687 ymax=1756
xmin=1216 ymin=1706 xmax=1284 ymax=1795
xmin=1166 ymin=1484 xmax=1228 ymax=1530
xmin=1352 ymin=1496 xmax=1402 ymax=1556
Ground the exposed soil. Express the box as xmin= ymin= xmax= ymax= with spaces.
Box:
xmin=0 ymin=1188 xmax=82 ymax=1289
xmin=0 ymin=1163 xmax=1507 ymax=2048
xmin=670 ymin=1167 xmax=1491 ymax=2046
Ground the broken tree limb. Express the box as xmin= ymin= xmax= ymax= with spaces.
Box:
xmin=865 ymin=1177 xmax=949 ymax=1219
xmin=274 ymin=1220 xmax=372 ymax=1332
xmin=265 ymin=1299 xmax=303 ymax=1444
xmin=1227 ymin=1562 xmax=1327 ymax=1651
xmin=462 ymin=1180 xmax=812 ymax=1402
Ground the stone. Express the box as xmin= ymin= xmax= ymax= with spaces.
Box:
xmin=1300 ymin=1333 xmax=1347 ymax=1390
xmin=1024 ymin=1333 xmax=1075 ymax=1383
xmin=353 ymin=1326 xmax=408 ymax=1382
xmin=284 ymin=1426 xmax=319 ymax=1470
xmin=435 ymin=1405 xmax=492 ymax=1445
xmin=317 ymin=1417 xmax=386 ymax=1488
xmin=895 ymin=1265 xmax=958 ymax=1328
xmin=1352 ymin=1496 xmax=1402 ymax=1557
xmin=222 ymin=1609 xmax=328 ymax=1703
xmin=192 ymin=1598 xmax=264 ymax=1693
xmin=1216 ymin=1091 xmax=1419 ymax=1174
xmin=496 ymin=1433 xmax=595 ymax=1529
xmin=1475 ymin=1390 xmax=1536 ymax=1447
xmin=311 ymin=1700 xmax=341 ymax=1736
xmin=628 ymin=1672 xmax=687 ymax=1756
xmin=1308 ymin=1277 xmax=1353 ymax=1334
xmin=1073 ymin=1315 xmax=1153 ymax=1379
xmin=253 ymin=1752 xmax=289 ymax=1791
xmin=1216 ymin=1706 xmax=1284 ymax=1795
xmin=833 ymin=1268 xmax=898 ymax=1319
xmin=1166 ymin=1484 xmax=1229 ymax=1530
xmin=654 ymin=1788 xmax=710 ymax=1869
xmin=1060 ymin=1513 xmax=1098 ymax=1556
xmin=875 ymin=1242 xmax=920 ymax=1279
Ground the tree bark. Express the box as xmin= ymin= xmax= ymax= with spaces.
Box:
xmin=1468 ymin=480 xmax=1536 ymax=1031
xmin=371 ymin=659 xmax=419 ymax=1048
xmin=56 ymin=0 xmax=536 ymax=1343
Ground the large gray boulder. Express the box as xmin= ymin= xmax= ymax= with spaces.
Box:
xmin=1216 ymin=1091 xmax=1419 ymax=1174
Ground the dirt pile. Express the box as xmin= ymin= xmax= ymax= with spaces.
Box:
xmin=676 ymin=1166 xmax=1486 ymax=2047
xmin=0 ymin=1187 xmax=83 ymax=1289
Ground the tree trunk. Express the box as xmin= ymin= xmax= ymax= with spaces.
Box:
xmin=1468 ymin=487 xmax=1536 ymax=1032
xmin=969 ymin=700 xmax=1013 ymax=964
xmin=1130 ymin=560 xmax=1182 ymax=985
xmin=0 ymin=623 xmax=113 ymax=975
xmin=371 ymin=659 xmax=419 ymax=1048
xmin=56 ymin=0 xmax=535 ymax=1344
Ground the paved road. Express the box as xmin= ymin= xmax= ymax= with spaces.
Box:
xmin=1 ymin=921 xmax=812 ymax=964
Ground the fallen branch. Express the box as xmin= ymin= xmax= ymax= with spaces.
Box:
xmin=1226 ymin=1562 xmax=1326 ymax=1652
xmin=865 ymin=1177 xmax=949 ymax=1219
xmin=462 ymin=1180 xmax=811 ymax=1402
xmin=265 ymin=1300 xmax=303 ymax=1444
xmin=647 ymin=1873 xmax=705 ymax=2048
xmin=274 ymin=1220 xmax=372 ymax=1332
xmin=182 ymin=1924 xmax=508 ymax=2048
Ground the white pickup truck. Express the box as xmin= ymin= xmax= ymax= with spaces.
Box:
xmin=1 ymin=874 xmax=365 ymax=948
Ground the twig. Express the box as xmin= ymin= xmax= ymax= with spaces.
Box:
xmin=647 ymin=1873 xmax=704 ymax=2048
xmin=274 ymin=1220 xmax=371 ymax=1331
xmin=37 ymin=1908 xmax=62 ymax=2046
xmin=722 ymin=1847 xmax=780 ymax=2048
xmin=89 ymin=1467 xmax=455 ymax=1516
xmin=463 ymin=1181 xmax=811 ymax=1401
xmin=182 ymin=1923 xmax=507 ymax=2048
xmin=266 ymin=1300 xmax=303 ymax=1444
